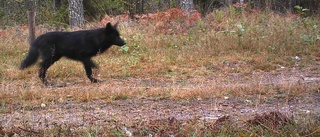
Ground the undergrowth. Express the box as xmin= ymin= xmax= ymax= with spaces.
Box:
xmin=0 ymin=8 xmax=319 ymax=80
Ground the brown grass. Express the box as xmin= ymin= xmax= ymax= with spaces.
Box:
xmin=0 ymin=9 xmax=319 ymax=102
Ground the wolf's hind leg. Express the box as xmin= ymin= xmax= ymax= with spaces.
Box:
xmin=39 ymin=55 xmax=62 ymax=85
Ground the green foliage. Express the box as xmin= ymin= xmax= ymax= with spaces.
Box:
xmin=299 ymin=17 xmax=319 ymax=46
xmin=236 ymin=23 xmax=245 ymax=46
xmin=0 ymin=7 xmax=5 ymax=19
xmin=119 ymin=45 xmax=129 ymax=53
xmin=0 ymin=1 xmax=27 ymax=26
xmin=121 ymin=34 xmax=142 ymax=56
xmin=294 ymin=5 xmax=310 ymax=17
xmin=214 ymin=10 xmax=226 ymax=23
xmin=0 ymin=0 xmax=69 ymax=27
xmin=83 ymin=0 xmax=125 ymax=21
xmin=0 ymin=8 xmax=6 ymax=28
xmin=48 ymin=4 xmax=69 ymax=27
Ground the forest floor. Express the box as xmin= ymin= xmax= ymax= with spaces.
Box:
xmin=0 ymin=66 xmax=320 ymax=136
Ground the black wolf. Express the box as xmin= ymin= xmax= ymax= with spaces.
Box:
xmin=20 ymin=22 xmax=126 ymax=85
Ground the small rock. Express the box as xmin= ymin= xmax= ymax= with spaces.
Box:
xmin=40 ymin=103 xmax=46 ymax=108
xmin=245 ymin=99 xmax=252 ymax=104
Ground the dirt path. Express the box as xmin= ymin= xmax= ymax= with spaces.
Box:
xmin=1 ymin=92 xmax=319 ymax=135
xmin=0 ymin=68 xmax=320 ymax=135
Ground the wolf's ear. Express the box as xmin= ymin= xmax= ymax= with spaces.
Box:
xmin=105 ymin=22 xmax=113 ymax=33
xmin=106 ymin=22 xmax=112 ymax=30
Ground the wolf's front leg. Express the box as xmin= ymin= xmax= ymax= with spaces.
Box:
xmin=82 ymin=59 xmax=100 ymax=83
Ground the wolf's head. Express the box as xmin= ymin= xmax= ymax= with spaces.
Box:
xmin=105 ymin=22 xmax=126 ymax=46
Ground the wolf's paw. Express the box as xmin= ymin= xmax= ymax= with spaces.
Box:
xmin=90 ymin=78 xmax=100 ymax=83
xmin=48 ymin=83 xmax=67 ymax=87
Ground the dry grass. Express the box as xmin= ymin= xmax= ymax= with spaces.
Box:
xmin=1 ymin=10 xmax=319 ymax=101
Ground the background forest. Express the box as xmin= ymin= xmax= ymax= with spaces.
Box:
xmin=0 ymin=0 xmax=319 ymax=27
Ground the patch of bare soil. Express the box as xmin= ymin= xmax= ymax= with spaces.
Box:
xmin=0 ymin=68 xmax=320 ymax=136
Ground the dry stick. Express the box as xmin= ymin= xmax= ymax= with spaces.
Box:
xmin=28 ymin=11 xmax=36 ymax=45
xmin=18 ymin=127 xmax=40 ymax=134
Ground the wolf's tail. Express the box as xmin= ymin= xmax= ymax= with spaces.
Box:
xmin=20 ymin=46 xmax=39 ymax=69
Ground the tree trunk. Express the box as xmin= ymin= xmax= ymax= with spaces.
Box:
xmin=180 ymin=0 xmax=194 ymax=14
xmin=68 ymin=0 xmax=85 ymax=28
xmin=28 ymin=11 xmax=36 ymax=45
xmin=124 ymin=0 xmax=135 ymax=19
xmin=225 ymin=0 xmax=233 ymax=5
xmin=136 ymin=0 xmax=144 ymax=14
xmin=53 ymin=0 xmax=61 ymax=13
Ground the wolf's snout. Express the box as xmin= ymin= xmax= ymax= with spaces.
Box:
xmin=121 ymin=41 xmax=126 ymax=46
xmin=116 ymin=38 xmax=126 ymax=46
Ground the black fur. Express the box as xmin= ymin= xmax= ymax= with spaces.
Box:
xmin=20 ymin=22 xmax=126 ymax=85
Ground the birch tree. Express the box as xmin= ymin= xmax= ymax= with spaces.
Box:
xmin=68 ymin=0 xmax=85 ymax=28
xmin=180 ymin=0 xmax=194 ymax=14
